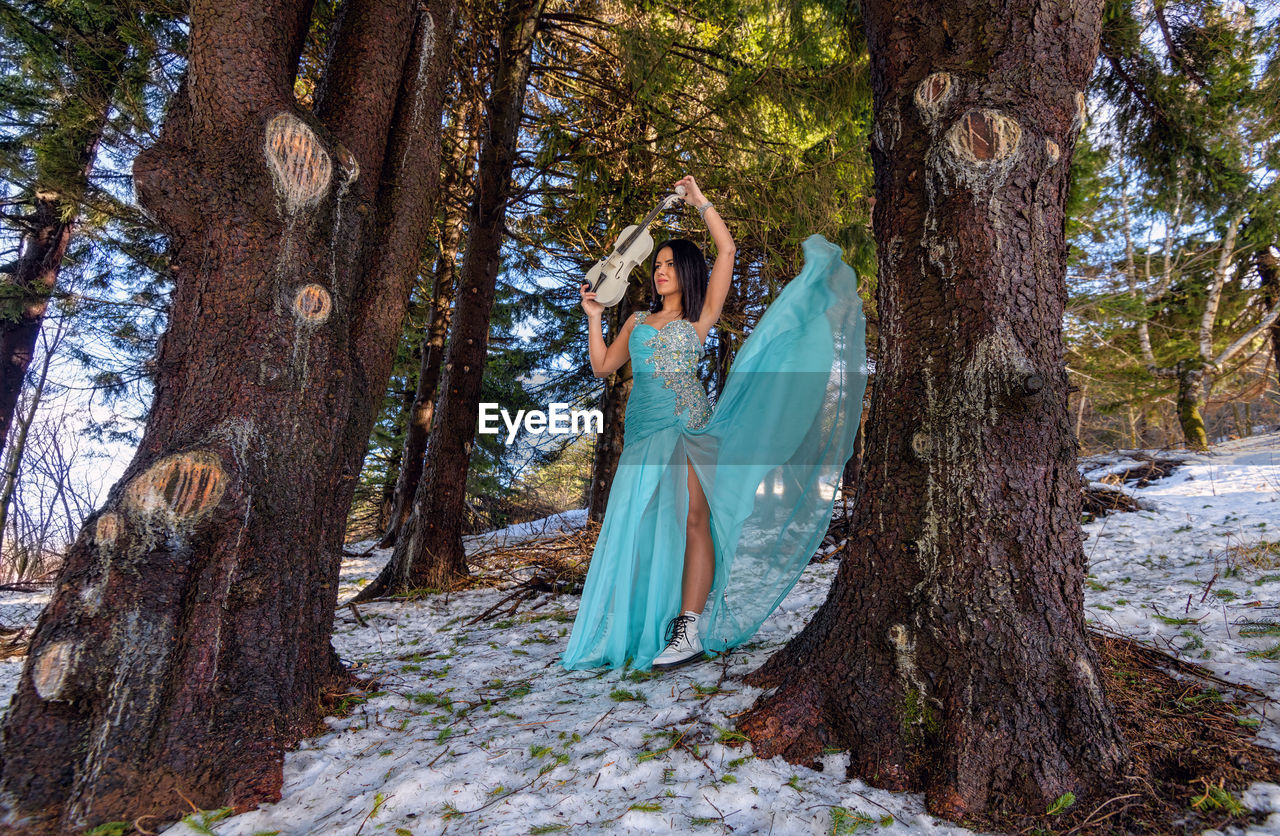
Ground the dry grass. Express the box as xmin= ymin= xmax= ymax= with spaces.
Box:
xmin=976 ymin=629 xmax=1280 ymax=835
xmin=465 ymin=518 xmax=598 ymax=593
xmin=374 ymin=520 xmax=605 ymax=622
xmin=1223 ymin=539 xmax=1280 ymax=571
xmin=0 ymin=626 xmax=31 ymax=661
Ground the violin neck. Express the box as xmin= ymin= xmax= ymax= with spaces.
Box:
xmin=616 ymin=197 xmax=672 ymax=254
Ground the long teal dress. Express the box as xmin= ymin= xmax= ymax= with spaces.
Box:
xmin=561 ymin=235 xmax=868 ymax=671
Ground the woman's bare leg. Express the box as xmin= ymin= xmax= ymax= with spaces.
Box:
xmin=682 ymin=458 xmax=714 ymax=614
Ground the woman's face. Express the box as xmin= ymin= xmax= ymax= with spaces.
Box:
xmin=654 ymin=247 xmax=679 ymax=298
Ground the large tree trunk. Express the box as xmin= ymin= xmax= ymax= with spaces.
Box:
xmin=355 ymin=0 xmax=543 ymax=599
xmin=0 ymin=0 xmax=457 ymax=830
xmin=377 ymin=115 xmax=477 ymax=548
xmin=738 ymin=0 xmax=1128 ymax=821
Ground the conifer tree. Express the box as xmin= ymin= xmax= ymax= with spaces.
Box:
xmin=0 ymin=0 xmax=458 ymax=828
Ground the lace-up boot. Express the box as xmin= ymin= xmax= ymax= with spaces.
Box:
xmin=652 ymin=611 xmax=705 ymax=669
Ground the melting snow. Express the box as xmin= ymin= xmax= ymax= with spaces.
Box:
xmin=2 ymin=438 xmax=1279 ymax=834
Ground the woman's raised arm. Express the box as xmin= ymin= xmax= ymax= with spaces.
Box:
xmin=676 ymin=175 xmax=735 ymax=342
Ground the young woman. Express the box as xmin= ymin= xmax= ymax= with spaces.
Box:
xmin=562 ymin=176 xmax=868 ymax=672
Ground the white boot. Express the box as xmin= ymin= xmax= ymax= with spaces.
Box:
xmin=652 ymin=611 xmax=705 ymax=669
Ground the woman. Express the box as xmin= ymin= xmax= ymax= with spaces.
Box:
xmin=562 ymin=175 xmax=867 ymax=672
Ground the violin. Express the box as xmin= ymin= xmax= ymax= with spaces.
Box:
xmin=584 ymin=185 xmax=686 ymax=308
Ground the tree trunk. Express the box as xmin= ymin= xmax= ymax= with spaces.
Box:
xmin=355 ymin=0 xmax=544 ymax=599
xmin=1257 ymin=245 xmax=1280 ymax=389
xmin=0 ymin=320 xmax=61 ymax=569
xmin=738 ymin=0 xmax=1128 ymax=821
xmin=376 ymin=115 xmax=476 ymax=548
xmin=840 ymin=394 xmax=870 ymax=497
xmin=587 ymin=355 xmax=633 ymax=521
xmin=586 ymin=273 xmax=645 ymax=521
xmin=0 ymin=0 xmax=457 ymax=830
xmin=584 ymin=114 xmax=665 ymax=521
xmin=1198 ymin=210 xmax=1245 ymax=361
xmin=0 ymin=41 xmax=124 ymax=463
xmin=1168 ymin=224 xmax=1276 ymax=452
xmin=375 ymin=436 xmax=405 ymax=535
xmin=1177 ymin=362 xmax=1209 ymax=450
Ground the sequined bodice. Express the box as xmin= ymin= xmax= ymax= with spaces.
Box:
xmin=629 ymin=311 xmax=711 ymax=431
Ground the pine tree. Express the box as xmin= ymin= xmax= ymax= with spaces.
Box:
xmin=0 ymin=0 xmax=458 ymax=828
xmin=739 ymin=0 xmax=1129 ymax=819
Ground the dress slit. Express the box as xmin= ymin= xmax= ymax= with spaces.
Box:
xmin=562 ymin=235 xmax=868 ymax=670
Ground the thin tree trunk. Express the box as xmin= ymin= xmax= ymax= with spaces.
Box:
xmin=1139 ymin=172 xmax=1185 ymax=369
xmin=375 ymin=438 xmax=404 ymax=534
xmin=1120 ymin=161 xmax=1156 ymax=366
xmin=840 ymin=395 xmax=870 ymax=496
xmin=0 ymin=0 xmax=457 ymax=830
xmin=1257 ymin=245 xmax=1280 ymax=388
xmin=738 ymin=0 xmax=1127 ymax=821
xmin=0 ymin=319 xmax=61 ymax=565
xmin=1166 ymin=226 xmax=1280 ymax=451
xmin=1198 ymin=210 xmax=1245 ymax=362
xmin=356 ymin=0 xmax=544 ymax=600
xmin=0 ymin=54 xmax=122 ymax=462
xmin=1177 ymin=363 xmax=1209 ymax=450
xmin=1075 ymin=383 xmax=1088 ymax=441
xmin=587 ymin=353 xmax=632 ymax=521
xmin=587 ymin=115 xmax=664 ymax=520
xmin=586 ymin=273 xmax=645 ymax=521
xmin=375 ymin=244 xmax=459 ymax=547
xmin=377 ymin=114 xmax=477 ymax=548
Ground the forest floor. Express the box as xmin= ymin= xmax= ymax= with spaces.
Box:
xmin=3 ymin=436 xmax=1280 ymax=834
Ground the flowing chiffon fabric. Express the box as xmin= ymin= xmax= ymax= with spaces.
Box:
xmin=561 ymin=235 xmax=868 ymax=670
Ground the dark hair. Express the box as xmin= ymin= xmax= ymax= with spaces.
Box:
xmin=649 ymin=238 xmax=708 ymax=320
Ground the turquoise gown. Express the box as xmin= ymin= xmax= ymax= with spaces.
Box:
xmin=561 ymin=235 xmax=868 ymax=671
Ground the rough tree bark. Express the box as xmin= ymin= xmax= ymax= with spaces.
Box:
xmin=738 ymin=0 xmax=1130 ymax=820
xmin=355 ymin=0 xmax=544 ymax=599
xmin=0 ymin=0 xmax=457 ymax=830
xmin=377 ymin=110 xmax=478 ymax=548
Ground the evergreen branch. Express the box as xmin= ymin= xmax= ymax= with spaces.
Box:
xmin=1153 ymin=2 xmax=1208 ymax=88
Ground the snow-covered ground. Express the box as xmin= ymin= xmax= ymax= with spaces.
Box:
xmin=2 ymin=438 xmax=1280 ymax=834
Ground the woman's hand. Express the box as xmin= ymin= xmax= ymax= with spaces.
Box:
xmin=580 ymin=283 xmax=604 ymax=318
xmin=675 ymin=174 xmax=706 ymax=208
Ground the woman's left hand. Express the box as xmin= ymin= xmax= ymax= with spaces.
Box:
xmin=675 ymin=175 xmax=705 ymax=208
